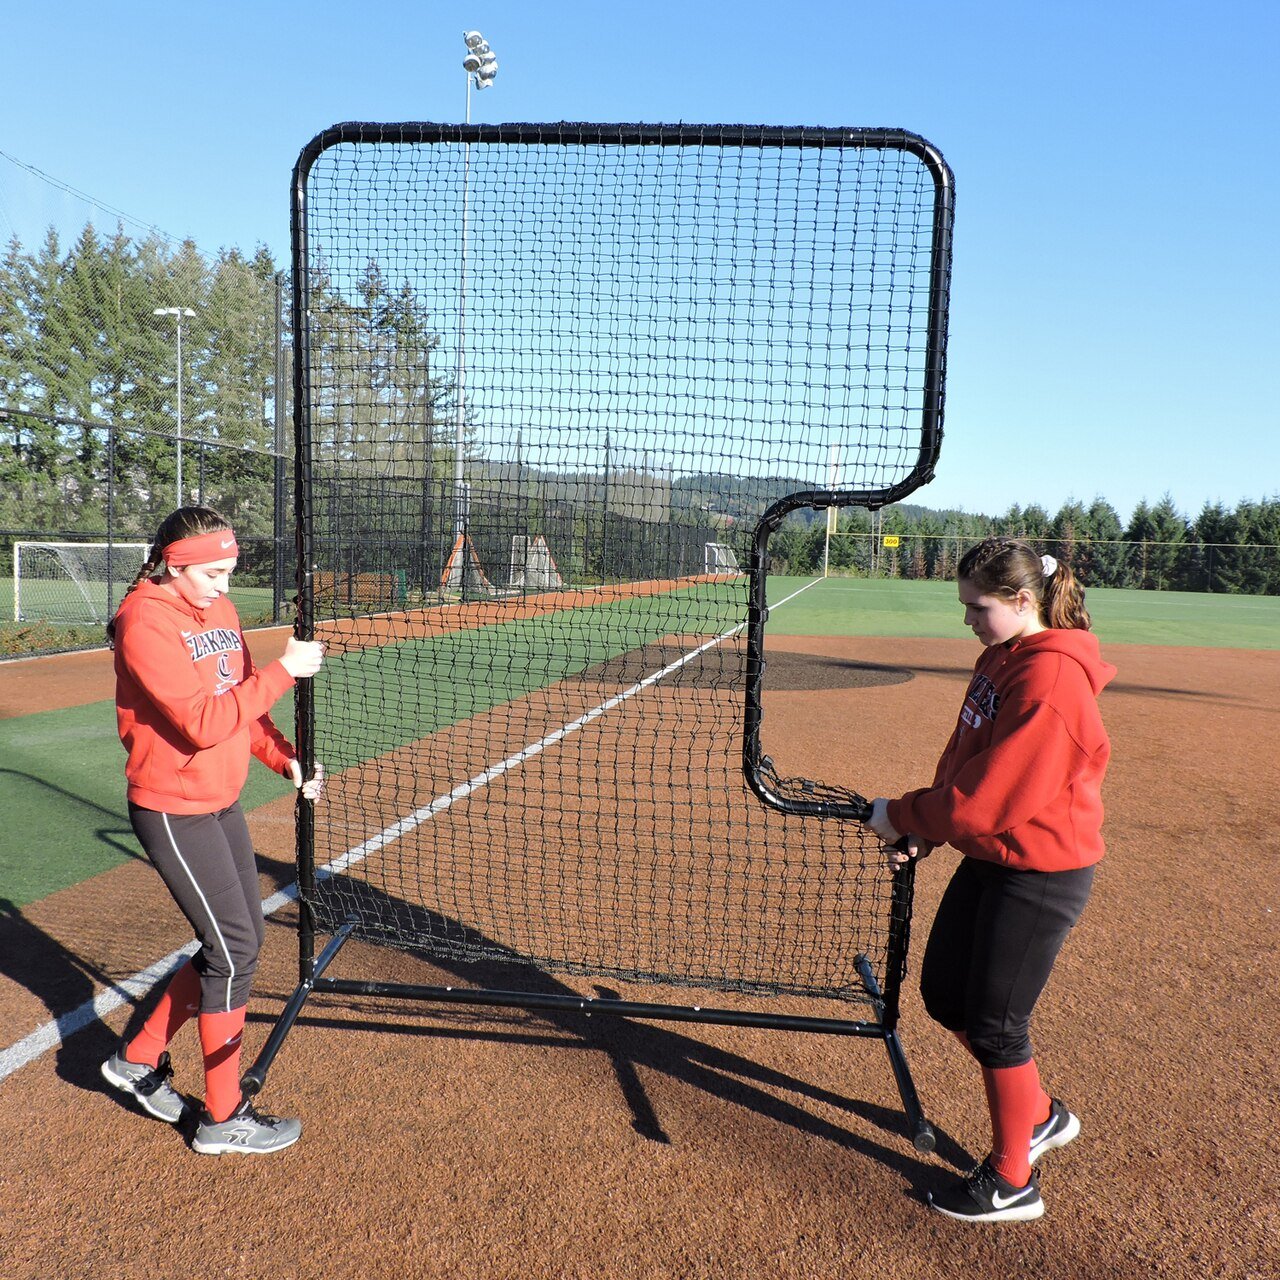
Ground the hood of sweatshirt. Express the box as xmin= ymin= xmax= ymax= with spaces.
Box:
xmin=115 ymin=577 xmax=211 ymax=628
xmin=1005 ymin=627 xmax=1116 ymax=697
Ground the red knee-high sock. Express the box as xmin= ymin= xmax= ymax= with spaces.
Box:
xmin=982 ymin=1059 xmax=1043 ymax=1188
xmin=979 ymin=1036 xmax=1050 ymax=1123
xmin=198 ymin=1007 xmax=247 ymax=1123
xmin=125 ymin=959 xmax=202 ymax=1067
xmin=1033 ymin=1080 xmax=1052 ymax=1127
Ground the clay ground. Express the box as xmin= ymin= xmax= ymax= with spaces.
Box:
xmin=0 ymin=632 xmax=1276 ymax=1279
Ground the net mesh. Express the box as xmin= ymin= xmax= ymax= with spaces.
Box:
xmin=295 ymin=122 xmax=952 ymax=1004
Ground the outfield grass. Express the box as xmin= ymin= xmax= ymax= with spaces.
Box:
xmin=765 ymin=575 xmax=1280 ymax=649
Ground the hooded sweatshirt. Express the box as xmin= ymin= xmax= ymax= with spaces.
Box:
xmin=886 ymin=628 xmax=1116 ymax=872
xmin=113 ymin=579 xmax=297 ymax=814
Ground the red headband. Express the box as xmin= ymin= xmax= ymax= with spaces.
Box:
xmin=163 ymin=529 xmax=239 ymax=567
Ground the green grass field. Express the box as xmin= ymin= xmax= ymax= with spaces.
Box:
xmin=2 ymin=574 xmax=1276 ymax=908
xmin=765 ymin=575 xmax=1280 ymax=649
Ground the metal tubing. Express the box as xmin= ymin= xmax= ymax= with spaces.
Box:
xmin=310 ymin=978 xmax=886 ymax=1038
xmin=857 ymin=953 xmax=935 ymax=1150
xmin=240 ymin=921 xmax=358 ymax=1096
xmin=885 ymin=1027 xmax=936 ymax=1153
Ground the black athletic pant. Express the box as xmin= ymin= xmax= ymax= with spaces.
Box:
xmin=919 ymin=857 xmax=1095 ymax=1069
xmin=128 ymin=801 xmax=265 ymax=1013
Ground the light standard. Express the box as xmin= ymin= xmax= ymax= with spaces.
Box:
xmin=153 ymin=306 xmax=196 ymax=506
xmin=454 ymin=30 xmax=498 ymax=538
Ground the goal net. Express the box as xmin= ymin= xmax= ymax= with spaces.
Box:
xmin=703 ymin=543 xmax=743 ymax=576
xmin=14 ymin=542 xmax=149 ymax=624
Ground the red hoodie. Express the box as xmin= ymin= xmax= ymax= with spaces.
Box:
xmin=113 ymin=579 xmax=297 ymax=814
xmin=886 ymin=629 xmax=1116 ymax=872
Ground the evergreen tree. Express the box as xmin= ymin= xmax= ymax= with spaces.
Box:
xmin=1050 ymin=499 xmax=1087 ymax=577
xmin=1235 ymin=496 xmax=1280 ymax=594
xmin=1125 ymin=494 xmax=1188 ymax=589
xmin=1085 ymin=497 xmax=1126 ymax=586
xmin=1019 ymin=503 xmax=1051 ymax=541
xmin=992 ymin=504 xmax=1023 ymax=537
xmin=1191 ymin=501 xmax=1241 ymax=592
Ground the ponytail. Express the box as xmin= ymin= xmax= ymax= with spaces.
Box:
xmin=1042 ymin=559 xmax=1091 ymax=631
xmin=105 ymin=546 xmax=163 ymax=647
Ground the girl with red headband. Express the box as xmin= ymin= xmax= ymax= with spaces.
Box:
xmin=868 ymin=536 xmax=1115 ymax=1222
xmin=101 ymin=505 xmax=324 ymax=1155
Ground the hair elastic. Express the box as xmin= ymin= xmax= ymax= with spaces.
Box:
xmin=1041 ymin=554 xmax=1058 ymax=578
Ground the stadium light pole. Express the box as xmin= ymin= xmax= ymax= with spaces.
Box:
xmin=153 ymin=306 xmax=197 ymax=506
xmin=454 ymin=30 xmax=498 ymax=539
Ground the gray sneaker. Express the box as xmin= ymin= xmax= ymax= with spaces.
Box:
xmin=192 ymin=1097 xmax=302 ymax=1155
xmin=101 ymin=1048 xmax=188 ymax=1124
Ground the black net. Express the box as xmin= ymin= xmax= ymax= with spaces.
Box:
xmin=294 ymin=122 xmax=953 ymax=1004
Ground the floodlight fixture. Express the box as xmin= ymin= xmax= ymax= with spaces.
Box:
xmin=461 ymin=29 xmax=498 ymax=92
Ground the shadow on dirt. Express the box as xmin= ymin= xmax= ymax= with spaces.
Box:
xmin=245 ymin=874 xmax=970 ymax=1193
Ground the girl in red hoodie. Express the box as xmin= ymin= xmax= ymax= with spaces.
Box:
xmin=868 ymin=536 xmax=1115 ymax=1222
xmin=100 ymin=505 xmax=324 ymax=1155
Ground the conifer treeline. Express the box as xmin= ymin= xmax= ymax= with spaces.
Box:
xmin=769 ymin=495 xmax=1280 ymax=594
xmin=3 ymin=224 xmax=1276 ymax=594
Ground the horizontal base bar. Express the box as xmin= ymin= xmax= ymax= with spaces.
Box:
xmin=313 ymin=977 xmax=888 ymax=1038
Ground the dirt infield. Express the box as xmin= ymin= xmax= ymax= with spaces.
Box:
xmin=0 ymin=636 xmax=1276 ymax=1279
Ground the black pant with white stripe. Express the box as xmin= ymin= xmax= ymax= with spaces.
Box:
xmin=128 ymin=802 xmax=265 ymax=1013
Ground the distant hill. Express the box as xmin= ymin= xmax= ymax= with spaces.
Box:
xmin=473 ymin=461 xmax=978 ymax=529
xmin=671 ymin=473 xmax=973 ymax=529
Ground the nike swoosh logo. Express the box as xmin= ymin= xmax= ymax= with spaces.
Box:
xmin=991 ymin=1187 xmax=1034 ymax=1210
xmin=220 ymin=539 xmax=235 ymax=549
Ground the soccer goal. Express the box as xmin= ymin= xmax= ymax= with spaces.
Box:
xmin=703 ymin=542 xmax=743 ymax=576
xmin=250 ymin=122 xmax=955 ymax=1152
xmin=13 ymin=541 xmax=149 ymax=624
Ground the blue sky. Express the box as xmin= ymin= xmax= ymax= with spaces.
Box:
xmin=2 ymin=0 xmax=1276 ymax=524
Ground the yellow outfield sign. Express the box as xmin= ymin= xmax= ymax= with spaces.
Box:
xmin=882 ymin=535 xmax=900 ymax=548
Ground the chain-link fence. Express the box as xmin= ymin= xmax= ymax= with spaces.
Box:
xmin=811 ymin=531 xmax=1280 ymax=594
xmin=1 ymin=411 xmax=290 ymax=654
xmin=309 ymin=473 xmax=722 ymax=616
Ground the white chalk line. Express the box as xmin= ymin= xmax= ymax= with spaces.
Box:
xmin=0 ymin=586 xmax=818 ymax=1085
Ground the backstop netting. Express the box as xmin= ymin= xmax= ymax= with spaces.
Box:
xmin=292 ymin=122 xmax=954 ymax=1006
